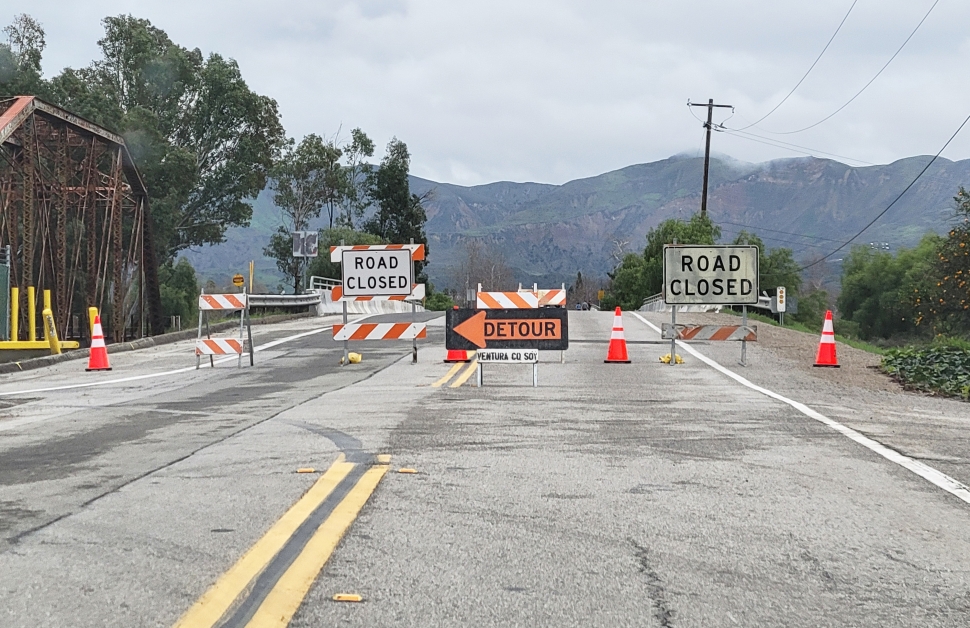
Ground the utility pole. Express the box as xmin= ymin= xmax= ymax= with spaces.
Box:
xmin=689 ymin=98 xmax=733 ymax=218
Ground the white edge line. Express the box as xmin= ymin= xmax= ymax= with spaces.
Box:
xmin=0 ymin=313 xmax=382 ymax=398
xmin=631 ymin=311 xmax=970 ymax=506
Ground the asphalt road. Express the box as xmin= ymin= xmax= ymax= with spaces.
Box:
xmin=1 ymin=310 xmax=970 ymax=627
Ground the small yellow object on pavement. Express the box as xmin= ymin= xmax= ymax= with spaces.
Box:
xmin=398 ymin=468 xmax=418 ymax=474
xmin=659 ymin=353 xmax=684 ymax=364
xmin=296 ymin=468 xmax=316 ymax=474
xmin=332 ymin=593 xmax=363 ymax=602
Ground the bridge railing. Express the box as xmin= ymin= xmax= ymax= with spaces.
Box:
xmin=309 ymin=276 xmax=341 ymax=291
xmin=639 ymin=293 xmax=722 ymax=313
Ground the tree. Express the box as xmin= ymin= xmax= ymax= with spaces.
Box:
xmin=50 ymin=15 xmax=285 ymax=261
xmin=305 ymin=227 xmax=384 ymax=282
xmin=0 ymin=14 xmax=49 ymax=98
xmin=265 ymin=134 xmax=347 ymax=291
xmin=449 ymin=239 xmax=516 ymax=302
xmin=339 ymin=128 xmax=375 ymax=229
xmin=839 ymin=237 xmax=938 ymax=340
xmin=157 ymin=257 xmax=199 ymax=328
xmin=916 ymin=188 xmax=970 ymax=334
xmin=603 ymin=213 xmax=720 ymax=310
xmin=365 ymin=137 xmax=429 ymax=278
xmin=730 ymin=231 xmax=802 ymax=295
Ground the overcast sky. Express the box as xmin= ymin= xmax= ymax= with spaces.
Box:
xmin=12 ymin=1 xmax=970 ymax=186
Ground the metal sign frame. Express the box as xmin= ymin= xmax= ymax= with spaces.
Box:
xmin=662 ymin=244 xmax=760 ymax=367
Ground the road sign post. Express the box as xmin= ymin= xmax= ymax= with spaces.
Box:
xmin=663 ymin=244 xmax=759 ymax=365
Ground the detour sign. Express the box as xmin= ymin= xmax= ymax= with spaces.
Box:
xmin=446 ymin=308 xmax=568 ymax=351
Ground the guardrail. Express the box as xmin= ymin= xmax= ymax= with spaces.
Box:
xmin=248 ymin=293 xmax=321 ymax=309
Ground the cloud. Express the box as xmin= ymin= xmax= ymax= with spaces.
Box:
xmin=14 ymin=0 xmax=970 ymax=185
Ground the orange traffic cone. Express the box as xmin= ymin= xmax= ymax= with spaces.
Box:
xmin=605 ymin=307 xmax=631 ymax=363
xmin=444 ymin=349 xmax=472 ymax=363
xmin=86 ymin=315 xmax=112 ymax=371
xmin=813 ymin=310 xmax=840 ymax=368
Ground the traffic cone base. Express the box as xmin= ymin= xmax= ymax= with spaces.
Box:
xmin=86 ymin=315 xmax=112 ymax=371
xmin=813 ymin=310 xmax=840 ymax=368
xmin=605 ymin=307 xmax=631 ymax=363
xmin=444 ymin=349 xmax=472 ymax=363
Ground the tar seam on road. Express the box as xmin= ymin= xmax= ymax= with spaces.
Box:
xmin=283 ymin=422 xmax=370 ymax=463
xmin=631 ymin=312 xmax=970 ymax=507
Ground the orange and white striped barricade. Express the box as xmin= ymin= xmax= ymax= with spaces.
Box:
xmin=329 ymin=243 xmax=425 ymax=263
xmin=196 ymin=338 xmax=244 ymax=355
xmin=331 ymin=283 xmax=425 ymax=302
xmin=661 ymin=324 xmax=757 ymax=342
xmin=331 ymin=243 xmax=426 ymax=364
xmin=537 ymin=288 xmax=566 ymax=307
xmin=197 ymin=292 xmax=253 ymax=369
xmin=661 ymin=323 xmax=757 ymax=367
xmin=333 ymin=322 xmax=427 ymax=341
xmin=476 ymin=291 xmax=539 ymax=309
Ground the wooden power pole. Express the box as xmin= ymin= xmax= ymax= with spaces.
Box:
xmin=690 ymin=98 xmax=733 ymax=218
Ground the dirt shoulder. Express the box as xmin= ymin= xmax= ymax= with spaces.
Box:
xmin=664 ymin=311 xmax=899 ymax=393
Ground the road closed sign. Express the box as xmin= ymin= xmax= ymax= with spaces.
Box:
xmin=341 ymin=249 xmax=413 ymax=296
xmin=663 ymin=245 xmax=759 ymax=305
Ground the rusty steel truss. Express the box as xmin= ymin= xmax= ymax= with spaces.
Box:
xmin=0 ymin=96 xmax=163 ymax=342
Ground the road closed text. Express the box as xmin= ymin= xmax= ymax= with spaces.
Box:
xmin=663 ymin=245 xmax=759 ymax=305
xmin=669 ymin=277 xmax=753 ymax=298
xmin=341 ymin=249 xmax=413 ymax=296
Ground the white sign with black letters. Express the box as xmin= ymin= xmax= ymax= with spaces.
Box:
xmin=341 ymin=249 xmax=413 ymax=296
xmin=663 ymin=245 xmax=759 ymax=305
xmin=476 ymin=349 xmax=539 ymax=363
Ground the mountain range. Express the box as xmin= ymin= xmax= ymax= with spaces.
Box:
xmin=181 ymin=154 xmax=970 ymax=292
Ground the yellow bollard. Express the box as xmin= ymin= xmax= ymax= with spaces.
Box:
xmin=43 ymin=290 xmax=51 ymax=340
xmin=10 ymin=287 xmax=18 ymax=341
xmin=42 ymin=308 xmax=61 ymax=355
xmin=27 ymin=286 xmax=35 ymax=342
xmin=88 ymin=307 xmax=98 ymax=338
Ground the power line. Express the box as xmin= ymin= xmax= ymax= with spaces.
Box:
xmin=800 ymin=109 xmax=970 ymax=271
xmin=718 ymin=126 xmax=874 ymax=166
xmin=718 ymin=220 xmax=845 ymax=244
xmin=734 ymin=0 xmax=859 ymax=131
xmin=766 ymin=0 xmax=940 ymax=135
xmin=718 ymin=226 xmax=826 ymax=251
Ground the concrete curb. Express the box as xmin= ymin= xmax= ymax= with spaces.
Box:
xmin=0 ymin=312 xmax=313 ymax=375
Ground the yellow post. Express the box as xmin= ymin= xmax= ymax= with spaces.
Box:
xmin=10 ymin=287 xmax=18 ymax=341
xmin=88 ymin=307 xmax=98 ymax=337
xmin=249 ymin=260 xmax=254 ymax=292
xmin=42 ymin=308 xmax=61 ymax=355
xmin=27 ymin=286 xmax=35 ymax=342
xmin=43 ymin=290 xmax=51 ymax=340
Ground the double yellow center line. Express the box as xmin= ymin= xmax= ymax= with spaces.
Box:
xmin=172 ymin=454 xmax=389 ymax=628
xmin=432 ymin=359 xmax=479 ymax=388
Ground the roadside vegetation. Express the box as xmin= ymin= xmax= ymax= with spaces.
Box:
xmin=601 ymin=193 xmax=969 ymax=399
